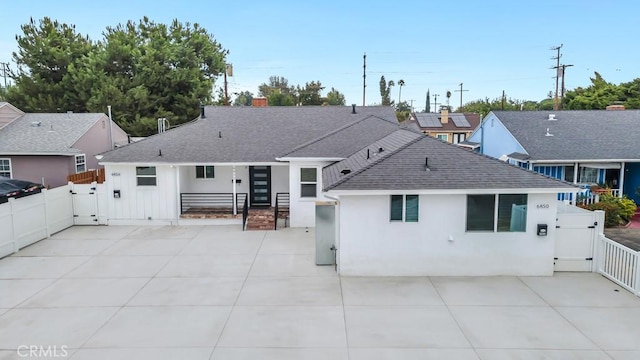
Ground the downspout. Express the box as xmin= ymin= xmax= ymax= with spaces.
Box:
xmin=232 ymin=165 xmax=237 ymax=215
xmin=107 ymin=106 xmax=114 ymax=150
xmin=175 ymin=165 xmax=181 ymax=225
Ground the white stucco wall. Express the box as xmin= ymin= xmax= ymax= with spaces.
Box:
xmin=288 ymin=161 xmax=333 ymax=228
xmin=104 ymin=164 xmax=178 ymax=224
xmin=178 ymin=166 xmax=250 ymax=195
xmin=337 ymin=193 xmax=558 ymax=276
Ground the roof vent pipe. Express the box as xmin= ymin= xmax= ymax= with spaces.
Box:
xmin=200 ymin=105 xmax=206 ymax=119
xmin=351 ymin=104 xmax=356 ymax=114
xmin=218 ymin=131 xmax=222 ymax=138
xmin=548 ymin=114 xmax=556 ymax=121
xmin=367 ymin=149 xmax=370 ymax=159
xmin=425 ymin=157 xmax=430 ymax=171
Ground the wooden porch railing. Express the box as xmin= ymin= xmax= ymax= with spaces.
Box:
xmin=67 ymin=168 xmax=105 ymax=184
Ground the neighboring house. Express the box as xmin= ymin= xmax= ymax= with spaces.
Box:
xmin=0 ymin=102 xmax=128 ymax=188
xmin=324 ymin=129 xmax=574 ymax=276
xmin=465 ymin=110 xmax=640 ymax=204
xmin=407 ymin=107 xmax=480 ymax=144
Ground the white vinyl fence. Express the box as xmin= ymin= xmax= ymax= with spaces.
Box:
xmin=0 ymin=185 xmax=74 ymax=259
xmin=597 ymin=234 xmax=640 ymax=296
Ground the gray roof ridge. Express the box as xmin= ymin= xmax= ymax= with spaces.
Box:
xmin=280 ymin=114 xmax=383 ymax=157
xmin=324 ymin=129 xmax=424 ymax=191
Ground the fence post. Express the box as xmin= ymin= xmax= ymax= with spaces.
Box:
xmin=635 ymin=252 xmax=640 ymax=296
xmin=592 ymin=210 xmax=606 ymax=273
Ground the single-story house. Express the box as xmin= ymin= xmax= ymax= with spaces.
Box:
xmin=0 ymin=102 xmax=128 ymax=188
xmin=407 ymin=107 xmax=480 ymax=144
xmin=464 ymin=110 xmax=640 ymax=204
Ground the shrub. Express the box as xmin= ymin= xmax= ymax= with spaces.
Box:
xmin=586 ymin=194 xmax=637 ymax=227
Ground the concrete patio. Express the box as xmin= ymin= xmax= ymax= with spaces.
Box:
xmin=1 ymin=225 xmax=640 ymax=360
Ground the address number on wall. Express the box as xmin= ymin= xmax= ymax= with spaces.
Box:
xmin=536 ymin=204 xmax=550 ymax=209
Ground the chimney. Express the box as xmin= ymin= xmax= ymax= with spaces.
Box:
xmin=252 ymin=97 xmax=268 ymax=107
xmin=200 ymin=105 xmax=206 ymax=119
xmin=351 ymin=104 xmax=357 ymax=114
xmin=440 ymin=106 xmax=449 ymax=124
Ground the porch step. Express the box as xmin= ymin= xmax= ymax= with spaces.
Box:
xmin=245 ymin=208 xmax=276 ymax=231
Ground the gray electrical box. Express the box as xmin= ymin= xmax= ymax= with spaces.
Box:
xmin=315 ymin=201 xmax=337 ymax=265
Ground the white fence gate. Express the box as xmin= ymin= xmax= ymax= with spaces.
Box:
xmin=70 ymin=182 xmax=107 ymax=225
xmin=554 ymin=203 xmax=604 ymax=272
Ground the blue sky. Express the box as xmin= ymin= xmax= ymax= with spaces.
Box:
xmin=1 ymin=0 xmax=638 ymax=111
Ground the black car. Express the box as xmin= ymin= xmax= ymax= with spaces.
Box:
xmin=0 ymin=176 xmax=44 ymax=203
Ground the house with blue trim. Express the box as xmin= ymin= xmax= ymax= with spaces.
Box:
xmin=465 ymin=110 xmax=640 ymax=203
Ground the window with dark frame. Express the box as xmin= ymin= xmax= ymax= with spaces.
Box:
xmin=195 ymin=165 xmax=215 ymax=179
xmin=300 ymin=168 xmax=317 ymax=198
xmin=390 ymin=195 xmax=419 ymax=222
xmin=136 ymin=166 xmax=157 ymax=186
xmin=466 ymin=194 xmax=528 ymax=232
xmin=564 ymin=165 xmax=574 ymax=182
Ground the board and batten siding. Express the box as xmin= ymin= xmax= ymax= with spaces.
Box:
xmin=104 ymin=165 xmax=178 ymax=224
xmin=337 ymin=193 xmax=558 ymax=276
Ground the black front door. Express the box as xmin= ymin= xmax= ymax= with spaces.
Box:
xmin=249 ymin=166 xmax=271 ymax=207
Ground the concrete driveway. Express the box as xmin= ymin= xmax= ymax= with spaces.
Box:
xmin=1 ymin=225 xmax=639 ymax=360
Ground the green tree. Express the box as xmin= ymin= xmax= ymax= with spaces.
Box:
xmin=297 ymin=81 xmax=324 ymax=105
xmin=7 ymin=17 xmax=227 ymax=136
xmin=325 ymin=87 xmax=345 ymax=105
xmin=379 ymin=75 xmax=394 ymax=106
xmin=86 ymin=18 xmax=227 ymax=135
xmin=7 ymin=17 xmax=94 ymax=112
xmin=564 ymin=72 xmax=640 ymax=110
xmin=233 ymin=91 xmax=254 ymax=106
xmin=258 ymin=76 xmax=295 ymax=106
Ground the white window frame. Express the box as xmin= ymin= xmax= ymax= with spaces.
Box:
xmin=75 ymin=154 xmax=86 ymax=173
xmin=436 ymin=133 xmax=448 ymax=142
xmin=300 ymin=168 xmax=318 ymax=198
xmin=579 ymin=167 xmax=598 ymax=183
xmin=136 ymin=166 xmax=157 ymax=186
xmin=0 ymin=158 xmax=12 ymax=178
xmin=452 ymin=133 xmax=466 ymax=144
xmin=195 ymin=165 xmax=215 ymax=179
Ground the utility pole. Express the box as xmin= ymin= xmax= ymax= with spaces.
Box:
xmin=409 ymin=99 xmax=415 ymax=112
xmin=223 ymin=64 xmax=230 ymax=106
xmin=454 ymin=82 xmax=468 ymax=111
xmin=433 ymin=94 xmax=440 ymax=112
xmin=362 ymin=53 xmax=366 ymax=106
xmin=559 ymin=64 xmax=574 ymax=110
xmin=0 ymin=62 xmax=9 ymax=89
xmin=425 ymin=89 xmax=430 ymax=113
xmin=550 ymin=44 xmax=563 ymax=111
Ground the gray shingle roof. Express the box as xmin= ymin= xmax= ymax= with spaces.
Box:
xmin=493 ymin=110 xmax=640 ymax=161
xmin=100 ymin=106 xmax=398 ymax=163
xmin=324 ymin=131 xmax=576 ymax=191
xmin=281 ymin=115 xmax=401 ymax=158
xmin=0 ymin=113 xmax=105 ymax=155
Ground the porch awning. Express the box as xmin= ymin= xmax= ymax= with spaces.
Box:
xmin=580 ymin=162 xmax=621 ymax=169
